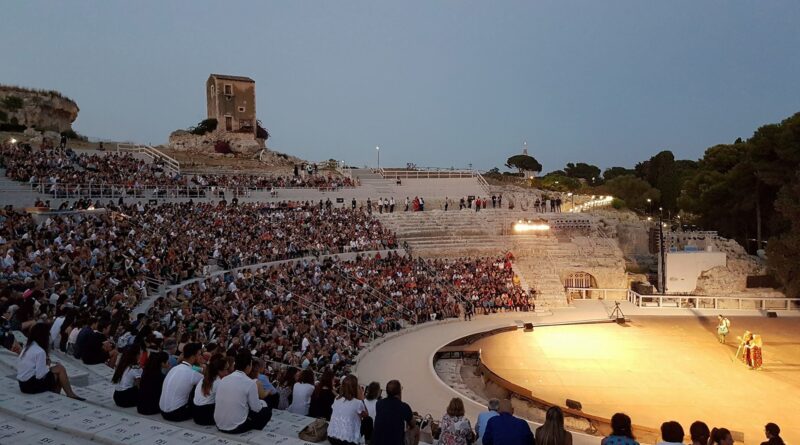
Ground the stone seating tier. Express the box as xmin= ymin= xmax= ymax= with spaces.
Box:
xmin=0 ymin=347 xmax=319 ymax=445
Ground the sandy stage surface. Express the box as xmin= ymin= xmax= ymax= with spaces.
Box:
xmin=473 ymin=316 xmax=800 ymax=444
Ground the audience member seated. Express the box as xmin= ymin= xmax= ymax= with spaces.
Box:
xmin=214 ymin=351 xmax=272 ymax=434
xmin=602 ymin=413 xmax=639 ymax=445
xmin=159 ymin=342 xmax=204 ymax=421
xmin=278 ymin=366 xmax=298 ymax=410
xmin=137 ymin=351 xmax=169 ymax=415
xmin=372 ymin=380 xmax=416 ymax=445
xmin=288 ymin=369 xmax=316 ymax=415
xmin=689 ymin=421 xmax=710 ymax=445
xmin=535 ymin=406 xmax=572 ymax=445
xmin=658 ymin=421 xmax=685 ymax=445
xmin=483 ymin=399 xmax=534 ymax=445
xmin=81 ymin=319 xmax=118 ymax=366
xmin=475 ymin=398 xmax=499 ymax=445
xmin=439 ymin=397 xmax=474 ymax=445
xmin=308 ymin=369 xmax=336 ymax=420
xmin=363 ymin=381 xmax=381 ymax=420
xmin=326 ymin=374 xmax=367 ymax=445
xmin=709 ymin=428 xmax=733 ymax=445
xmin=762 ymin=423 xmax=784 ymax=445
xmin=16 ymin=322 xmax=84 ymax=400
xmin=112 ymin=343 xmax=142 ymax=407
xmin=250 ymin=358 xmax=279 ymax=408
xmin=193 ymin=354 xmax=230 ymax=426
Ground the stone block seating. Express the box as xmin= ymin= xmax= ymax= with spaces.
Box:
xmin=0 ymin=347 xmax=319 ymax=445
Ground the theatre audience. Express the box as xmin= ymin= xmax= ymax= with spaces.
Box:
xmin=137 ymin=351 xmax=169 ymax=415
xmin=363 ymin=381 xmax=382 ymax=420
xmin=308 ymin=369 xmax=337 ymax=420
xmin=709 ymin=428 xmax=733 ymax=445
xmin=326 ymin=374 xmax=367 ymax=445
xmin=214 ymin=351 xmax=272 ymax=434
xmin=476 ymin=398 xmax=500 ymax=445
xmin=483 ymin=399 xmax=534 ymax=445
xmin=112 ymin=343 xmax=142 ymax=407
xmin=689 ymin=421 xmax=710 ymax=445
xmin=535 ymin=406 xmax=572 ymax=445
xmin=159 ymin=342 xmax=204 ymax=421
xmin=762 ymin=423 xmax=784 ymax=445
xmin=439 ymin=397 xmax=474 ymax=445
xmin=288 ymin=369 xmax=316 ymax=415
xmin=658 ymin=421 xmax=685 ymax=445
xmin=601 ymin=413 xmax=638 ymax=445
xmin=16 ymin=322 xmax=84 ymax=400
xmin=278 ymin=366 xmax=298 ymax=410
xmin=372 ymin=380 xmax=415 ymax=445
xmin=193 ymin=354 xmax=229 ymax=426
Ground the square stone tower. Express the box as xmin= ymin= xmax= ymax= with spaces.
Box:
xmin=206 ymin=74 xmax=256 ymax=137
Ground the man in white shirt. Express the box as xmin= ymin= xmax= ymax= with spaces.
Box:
xmin=160 ymin=342 xmax=204 ymax=421
xmin=214 ymin=351 xmax=271 ymax=434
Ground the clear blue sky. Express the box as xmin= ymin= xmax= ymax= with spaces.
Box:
xmin=2 ymin=1 xmax=799 ymax=171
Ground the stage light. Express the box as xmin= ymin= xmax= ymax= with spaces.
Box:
xmin=513 ymin=221 xmax=550 ymax=232
xmin=10 ymin=138 xmax=17 ymax=144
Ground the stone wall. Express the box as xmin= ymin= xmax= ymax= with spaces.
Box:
xmin=167 ymin=129 xmax=265 ymax=156
xmin=0 ymin=85 xmax=79 ymax=132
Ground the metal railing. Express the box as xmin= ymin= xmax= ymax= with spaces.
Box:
xmin=626 ymin=289 xmax=800 ymax=310
xmin=117 ymin=143 xmax=181 ymax=174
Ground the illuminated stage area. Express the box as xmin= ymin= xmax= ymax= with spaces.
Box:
xmin=473 ymin=316 xmax=800 ymax=445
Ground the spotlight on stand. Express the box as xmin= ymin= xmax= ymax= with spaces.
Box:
xmin=513 ymin=219 xmax=550 ymax=233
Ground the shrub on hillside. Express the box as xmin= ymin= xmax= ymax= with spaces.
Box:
xmin=189 ymin=118 xmax=218 ymax=135
xmin=2 ymin=96 xmax=24 ymax=111
xmin=214 ymin=140 xmax=232 ymax=154
xmin=611 ymin=198 xmax=626 ymax=209
xmin=0 ymin=109 xmax=7 ymax=122
xmin=61 ymin=129 xmax=87 ymax=141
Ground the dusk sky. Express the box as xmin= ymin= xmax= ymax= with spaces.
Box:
xmin=3 ymin=1 xmax=799 ymax=171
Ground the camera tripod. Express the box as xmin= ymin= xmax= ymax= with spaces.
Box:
xmin=610 ymin=301 xmax=626 ymax=322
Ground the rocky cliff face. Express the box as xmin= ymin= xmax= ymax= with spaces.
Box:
xmin=0 ymin=85 xmax=79 ymax=132
xmin=168 ymin=129 xmax=265 ymax=156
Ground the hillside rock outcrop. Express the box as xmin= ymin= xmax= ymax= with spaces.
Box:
xmin=168 ymin=129 xmax=265 ymax=156
xmin=0 ymin=85 xmax=79 ymax=132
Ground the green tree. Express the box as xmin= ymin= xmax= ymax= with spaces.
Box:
xmin=635 ymin=150 xmax=697 ymax=211
xmin=767 ymin=172 xmax=800 ymax=297
xmin=538 ymin=174 xmax=580 ymax=192
xmin=564 ymin=162 xmax=601 ymax=182
xmin=603 ymin=166 xmax=635 ymax=181
xmin=505 ymin=154 xmax=542 ymax=175
xmin=601 ymin=175 xmax=660 ymax=211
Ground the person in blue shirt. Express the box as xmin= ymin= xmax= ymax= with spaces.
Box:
xmin=476 ymin=398 xmax=500 ymax=445
xmin=483 ymin=399 xmax=534 ymax=445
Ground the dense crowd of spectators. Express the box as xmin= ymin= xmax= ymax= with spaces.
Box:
xmin=0 ymin=143 xmax=355 ymax=197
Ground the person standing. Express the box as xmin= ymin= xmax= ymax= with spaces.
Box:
xmin=716 ymin=315 xmax=730 ymax=344
xmin=390 ymin=197 xmax=395 ymax=213
xmin=405 ymin=197 xmax=410 ymax=212
xmin=483 ymin=399 xmax=534 ymax=445
xmin=214 ymin=351 xmax=272 ymax=434
xmin=352 ymin=198 xmax=357 ymax=209
xmin=372 ymin=380 xmax=415 ymax=445
xmin=535 ymin=406 xmax=572 ymax=445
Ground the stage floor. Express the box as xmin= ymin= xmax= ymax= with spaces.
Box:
xmin=473 ymin=316 xmax=800 ymax=445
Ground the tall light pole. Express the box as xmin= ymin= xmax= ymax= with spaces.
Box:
xmin=376 ymin=146 xmax=380 ymax=170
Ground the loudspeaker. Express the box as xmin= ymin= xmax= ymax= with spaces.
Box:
xmin=766 ymin=311 xmax=778 ymax=318
xmin=565 ymin=399 xmax=582 ymax=411
xmin=523 ymin=323 xmax=534 ymax=331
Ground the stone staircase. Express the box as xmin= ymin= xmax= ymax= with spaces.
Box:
xmin=377 ymin=210 xmax=628 ymax=309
